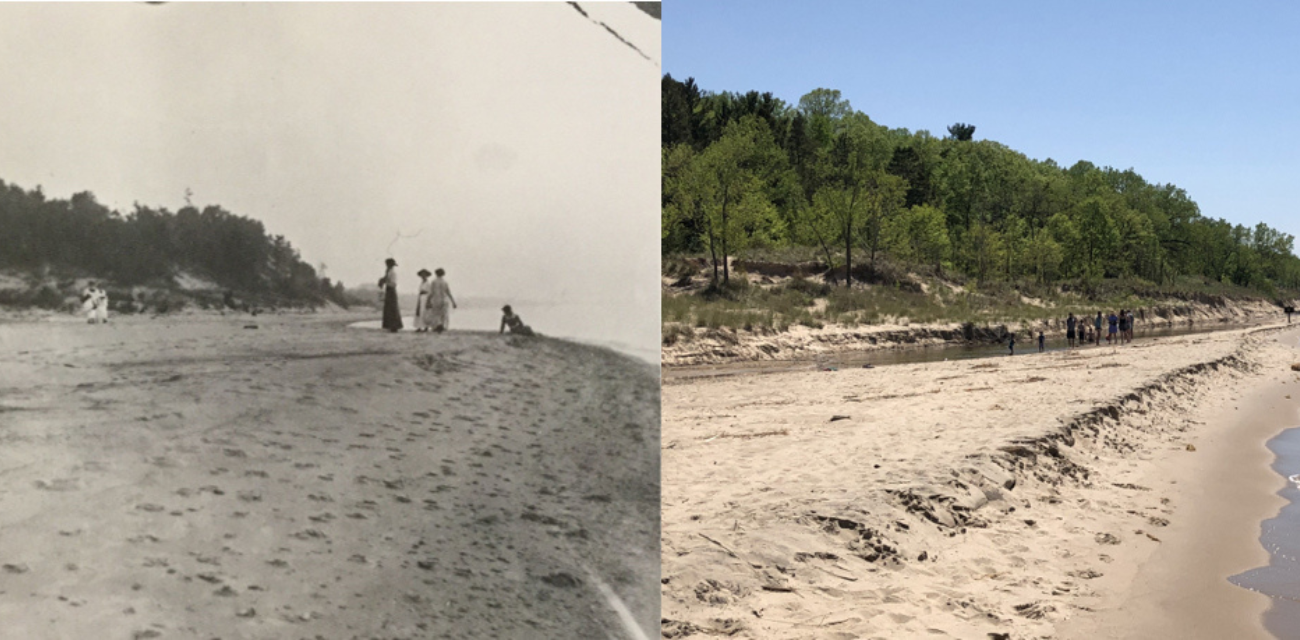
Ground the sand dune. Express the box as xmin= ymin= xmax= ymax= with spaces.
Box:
xmin=0 ymin=314 xmax=658 ymax=639
xmin=662 ymin=324 xmax=1300 ymax=639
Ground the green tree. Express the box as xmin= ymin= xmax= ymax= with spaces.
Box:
xmin=810 ymin=115 xmax=896 ymax=286
xmin=946 ymin=122 xmax=976 ymax=141
xmin=694 ymin=116 xmax=784 ymax=284
xmin=797 ymin=88 xmax=853 ymax=121
xmin=886 ymin=204 xmax=951 ymax=273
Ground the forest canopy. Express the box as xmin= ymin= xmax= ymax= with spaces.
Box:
xmin=0 ymin=179 xmax=350 ymax=306
xmin=662 ymin=75 xmax=1300 ymax=297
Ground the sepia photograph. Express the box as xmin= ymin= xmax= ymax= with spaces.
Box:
xmin=0 ymin=2 xmax=660 ymax=639
xmin=661 ymin=3 xmax=1300 ymax=639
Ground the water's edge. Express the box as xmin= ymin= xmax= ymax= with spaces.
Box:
xmin=1229 ymin=425 xmax=1300 ymax=637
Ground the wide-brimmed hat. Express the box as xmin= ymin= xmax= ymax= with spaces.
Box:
xmin=385 ymin=258 xmax=397 ymax=266
xmin=417 ymin=268 xmax=432 ymax=277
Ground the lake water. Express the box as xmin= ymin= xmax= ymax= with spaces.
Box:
xmin=349 ymin=296 xmax=659 ymax=365
xmin=665 ymin=321 xmax=1262 ymax=381
xmin=1228 ymin=426 xmax=1300 ymax=637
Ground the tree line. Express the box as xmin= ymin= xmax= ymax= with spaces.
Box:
xmin=0 ymin=179 xmax=350 ymax=306
xmin=662 ymin=76 xmax=1300 ymax=296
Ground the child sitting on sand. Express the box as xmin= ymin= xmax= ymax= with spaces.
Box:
xmin=499 ymin=305 xmax=534 ymax=336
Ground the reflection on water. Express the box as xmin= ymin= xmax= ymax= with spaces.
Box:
xmin=349 ymin=297 xmax=658 ymax=365
xmin=1228 ymin=426 xmax=1300 ymax=638
xmin=665 ymin=321 xmax=1262 ymax=380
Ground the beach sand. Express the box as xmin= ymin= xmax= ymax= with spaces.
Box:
xmin=662 ymin=324 xmax=1300 ymax=639
xmin=0 ymin=313 xmax=659 ymax=639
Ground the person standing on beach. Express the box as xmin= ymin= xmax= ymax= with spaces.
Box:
xmin=425 ymin=268 xmax=457 ymax=333
xmin=1066 ymin=313 xmax=1077 ymax=349
xmin=1008 ymin=332 xmax=1016 ymax=356
xmin=81 ymin=282 xmax=108 ymax=324
xmin=1107 ymin=311 xmax=1119 ymax=344
xmin=1038 ymin=331 xmax=1045 ymax=353
xmin=1094 ymin=311 xmax=1103 ymax=346
xmin=1127 ymin=310 xmax=1136 ymax=342
xmin=81 ymin=282 xmax=97 ymax=323
xmin=414 ymin=269 xmax=433 ymax=333
xmin=380 ymin=258 xmax=403 ymax=332
xmin=95 ymin=286 xmax=109 ymax=324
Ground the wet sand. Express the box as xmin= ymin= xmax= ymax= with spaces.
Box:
xmin=1058 ymin=327 xmax=1300 ymax=639
xmin=0 ymin=314 xmax=659 ymax=639
xmin=662 ymin=323 xmax=1300 ymax=639
xmin=1229 ymin=427 xmax=1300 ymax=635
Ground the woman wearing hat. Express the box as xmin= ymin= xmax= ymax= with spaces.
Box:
xmin=380 ymin=258 xmax=403 ymax=332
xmin=424 ymin=267 xmax=457 ymax=333
xmin=415 ymin=268 xmax=434 ymax=332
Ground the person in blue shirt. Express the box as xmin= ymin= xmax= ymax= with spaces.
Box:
xmin=1107 ymin=312 xmax=1119 ymax=344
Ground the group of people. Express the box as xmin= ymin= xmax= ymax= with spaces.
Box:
xmin=1011 ymin=309 xmax=1141 ymax=355
xmin=80 ymin=282 xmax=109 ymax=324
xmin=1063 ymin=310 xmax=1138 ymax=348
xmin=379 ymin=258 xmax=455 ymax=333
xmin=378 ymin=258 xmax=533 ymax=336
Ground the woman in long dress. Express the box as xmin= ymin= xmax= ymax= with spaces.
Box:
xmin=380 ymin=258 xmax=403 ymax=332
xmin=81 ymin=282 xmax=98 ymax=323
xmin=425 ymin=267 xmax=457 ymax=333
xmin=414 ymin=269 xmax=433 ymax=332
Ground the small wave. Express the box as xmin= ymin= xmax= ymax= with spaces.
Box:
xmin=1289 ymin=473 xmax=1300 ymax=489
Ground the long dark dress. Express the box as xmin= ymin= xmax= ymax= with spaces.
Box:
xmin=381 ymin=268 xmax=403 ymax=332
xmin=382 ymin=286 xmax=403 ymax=331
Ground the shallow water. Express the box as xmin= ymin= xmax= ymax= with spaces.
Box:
xmin=665 ymin=321 xmax=1262 ymax=380
xmin=349 ymin=296 xmax=659 ymax=365
xmin=1228 ymin=426 xmax=1300 ymax=637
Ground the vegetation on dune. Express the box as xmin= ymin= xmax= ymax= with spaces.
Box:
xmin=661 ymin=75 xmax=1300 ymax=332
xmin=0 ymin=179 xmax=358 ymax=311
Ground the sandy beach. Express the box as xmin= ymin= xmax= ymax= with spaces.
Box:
xmin=662 ymin=322 xmax=1300 ymax=639
xmin=0 ymin=313 xmax=659 ymax=639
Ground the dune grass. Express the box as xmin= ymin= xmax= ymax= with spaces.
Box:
xmin=662 ymin=268 xmax=1291 ymax=339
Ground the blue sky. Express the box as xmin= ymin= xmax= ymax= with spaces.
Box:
xmin=666 ymin=1 xmax=1300 ymax=249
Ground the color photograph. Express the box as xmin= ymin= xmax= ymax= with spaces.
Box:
xmin=661 ymin=3 xmax=1300 ymax=638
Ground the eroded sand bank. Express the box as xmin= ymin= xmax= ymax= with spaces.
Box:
xmin=662 ymin=323 xmax=1300 ymax=639
xmin=0 ymin=314 xmax=659 ymax=639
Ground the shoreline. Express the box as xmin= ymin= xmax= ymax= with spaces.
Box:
xmin=1057 ymin=326 xmax=1300 ymax=639
xmin=662 ymin=322 xmax=1298 ymax=639
xmin=662 ymin=297 xmax=1291 ymax=367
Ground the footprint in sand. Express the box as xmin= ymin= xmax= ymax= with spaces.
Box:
xmin=34 ymin=478 xmax=80 ymax=491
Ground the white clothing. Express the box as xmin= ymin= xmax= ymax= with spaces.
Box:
xmin=425 ymin=277 xmax=452 ymax=330
xmin=83 ymin=286 xmax=108 ymax=323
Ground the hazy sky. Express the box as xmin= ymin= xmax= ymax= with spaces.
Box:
xmin=0 ymin=2 xmax=660 ymax=314
xmin=666 ymin=0 xmax=1300 ymax=251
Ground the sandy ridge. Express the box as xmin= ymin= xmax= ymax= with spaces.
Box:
xmin=662 ymin=298 xmax=1288 ymax=367
xmin=0 ymin=316 xmax=659 ymax=640
xmin=662 ymin=324 xmax=1296 ymax=639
